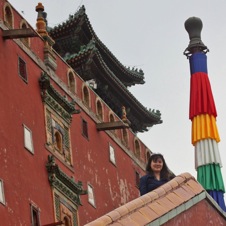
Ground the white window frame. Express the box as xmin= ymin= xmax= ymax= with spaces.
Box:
xmin=23 ymin=124 xmax=34 ymax=154
xmin=87 ymin=184 xmax=96 ymax=207
xmin=109 ymin=144 xmax=116 ymax=165
xmin=0 ymin=179 xmax=5 ymax=205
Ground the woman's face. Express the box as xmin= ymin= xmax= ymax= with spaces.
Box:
xmin=150 ymin=157 xmax=163 ymax=173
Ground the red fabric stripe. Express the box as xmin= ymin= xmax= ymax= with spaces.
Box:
xmin=189 ymin=72 xmax=217 ymax=119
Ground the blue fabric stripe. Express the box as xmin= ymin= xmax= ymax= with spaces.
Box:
xmin=208 ymin=190 xmax=226 ymax=211
xmin=189 ymin=52 xmax=208 ymax=74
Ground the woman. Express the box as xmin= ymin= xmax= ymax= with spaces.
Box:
xmin=139 ymin=153 xmax=174 ymax=196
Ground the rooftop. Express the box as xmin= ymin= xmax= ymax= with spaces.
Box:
xmin=85 ymin=173 xmax=226 ymax=225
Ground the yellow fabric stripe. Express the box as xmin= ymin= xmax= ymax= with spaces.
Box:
xmin=192 ymin=114 xmax=220 ymax=145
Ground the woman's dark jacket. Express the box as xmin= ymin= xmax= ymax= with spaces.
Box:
xmin=139 ymin=174 xmax=169 ymax=196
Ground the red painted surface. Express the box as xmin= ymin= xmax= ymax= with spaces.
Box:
xmin=165 ymin=200 xmax=226 ymax=226
xmin=0 ymin=1 xmax=148 ymax=225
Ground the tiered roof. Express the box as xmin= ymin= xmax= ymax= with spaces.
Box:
xmin=49 ymin=6 xmax=162 ymax=132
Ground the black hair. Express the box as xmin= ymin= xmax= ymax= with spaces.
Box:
xmin=146 ymin=153 xmax=171 ymax=179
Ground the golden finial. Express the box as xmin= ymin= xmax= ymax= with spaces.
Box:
xmin=35 ymin=3 xmax=47 ymax=37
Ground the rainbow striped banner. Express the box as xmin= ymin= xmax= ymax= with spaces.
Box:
xmin=189 ymin=52 xmax=225 ymax=210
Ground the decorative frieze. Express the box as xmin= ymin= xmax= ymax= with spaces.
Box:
xmin=46 ymin=155 xmax=87 ymax=207
xmin=39 ymin=72 xmax=80 ymax=123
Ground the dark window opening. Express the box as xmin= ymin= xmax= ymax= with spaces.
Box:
xmin=63 ymin=216 xmax=71 ymax=226
xmin=69 ymin=73 xmax=75 ymax=93
xmin=122 ymin=129 xmax=128 ymax=146
xmin=97 ymin=100 xmax=103 ymax=120
xmin=5 ymin=6 xmax=13 ymax=28
xmin=83 ymin=86 xmax=89 ymax=106
xmin=21 ymin=23 xmax=29 ymax=46
xmin=135 ymin=140 xmax=140 ymax=157
xmin=135 ymin=171 xmax=140 ymax=188
xmin=31 ymin=206 xmax=40 ymax=226
xmin=18 ymin=57 xmax=27 ymax=82
xmin=82 ymin=119 xmax=88 ymax=139
xmin=54 ymin=131 xmax=63 ymax=153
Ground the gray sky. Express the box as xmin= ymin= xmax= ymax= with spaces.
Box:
xmin=9 ymin=0 xmax=226 ymax=199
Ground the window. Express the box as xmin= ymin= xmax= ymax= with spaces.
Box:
xmin=31 ymin=205 xmax=40 ymax=226
xmin=0 ymin=179 xmax=5 ymax=205
xmin=109 ymin=114 xmax=114 ymax=123
xmin=134 ymin=139 xmax=141 ymax=158
xmin=24 ymin=125 xmax=34 ymax=154
xmin=82 ymin=86 xmax=90 ymax=107
xmin=18 ymin=57 xmax=28 ymax=82
xmin=63 ymin=216 xmax=72 ymax=226
xmin=53 ymin=192 xmax=77 ymax=226
xmin=109 ymin=113 xmax=115 ymax=134
xmin=122 ymin=129 xmax=128 ymax=146
xmin=109 ymin=144 xmax=116 ymax=165
xmin=68 ymin=72 xmax=76 ymax=94
xmin=82 ymin=119 xmax=88 ymax=139
xmin=96 ymin=100 xmax=103 ymax=121
xmin=87 ymin=184 xmax=95 ymax=207
xmin=45 ymin=108 xmax=72 ymax=165
xmin=4 ymin=4 xmax=13 ymax=28
xmin=20 ymin=21 xmax=29 ymax=47
xmin=135 ymin=171 xmax=140 ymax=188
xmin=54 ymin=130 xmax=63 ymax=153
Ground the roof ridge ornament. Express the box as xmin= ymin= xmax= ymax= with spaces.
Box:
xmin=183 ymin=17 xmax=209 ymax=57
xmin=36 ymin=3 xmax=48 ymax=37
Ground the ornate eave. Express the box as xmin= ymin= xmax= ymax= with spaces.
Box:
xmin=48 ymin=6 xmax=144 ymax=87
xmin=39 ymin=72 xmax=80 ymax=123
xmin=90 ymin=52 xmax=162 ymax=132
xmin=64 ymin=43 xmax=162 ymax=132
xmin=46 ymin=155 xmax=87 ymax=207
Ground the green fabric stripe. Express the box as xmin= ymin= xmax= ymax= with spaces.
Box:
xmin=197 ymin=164 xmax=225 ymax=192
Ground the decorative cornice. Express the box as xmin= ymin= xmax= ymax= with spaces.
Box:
xmin=46 ymin=155 xmax=87 ymax=207
xmin=48 ymin=6 xmax=145 ymax=86
xmin=39 ymin=72 xmax=80 ymax=123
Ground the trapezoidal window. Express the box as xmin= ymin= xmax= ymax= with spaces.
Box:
xmin=23 ymin=125 xmax=34 ymax=154
xmin=83 ymin=86 xmax=90 ymax=107
xmin=18 ymin=57 xmax=28 ymax=82
xmin=4 ymin=5 xmax=13 ymax=28
xmin=134 ymin=139 xmax=141 ymax=158
xmin=88 ymin=184 xmax=96 ymax=207
xmin=109 ymin=144 xmax=116 ymax=165
xmin=96 ymin=100 xmax=103 ymax=121
xmin=68 ymin=72 xmax=76 ymax=94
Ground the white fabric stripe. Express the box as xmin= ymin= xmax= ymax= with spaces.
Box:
xmin=195 ymin=138 xmax=222 ymax=169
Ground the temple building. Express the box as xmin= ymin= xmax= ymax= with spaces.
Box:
xmin=1 ymin=1 xmax=225 ymax=225
xmin=0 ymin=1 xmax=162 ymax=225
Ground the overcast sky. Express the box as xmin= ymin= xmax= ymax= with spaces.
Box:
xmin=9 ymin=0 xmax=226 ymax=199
